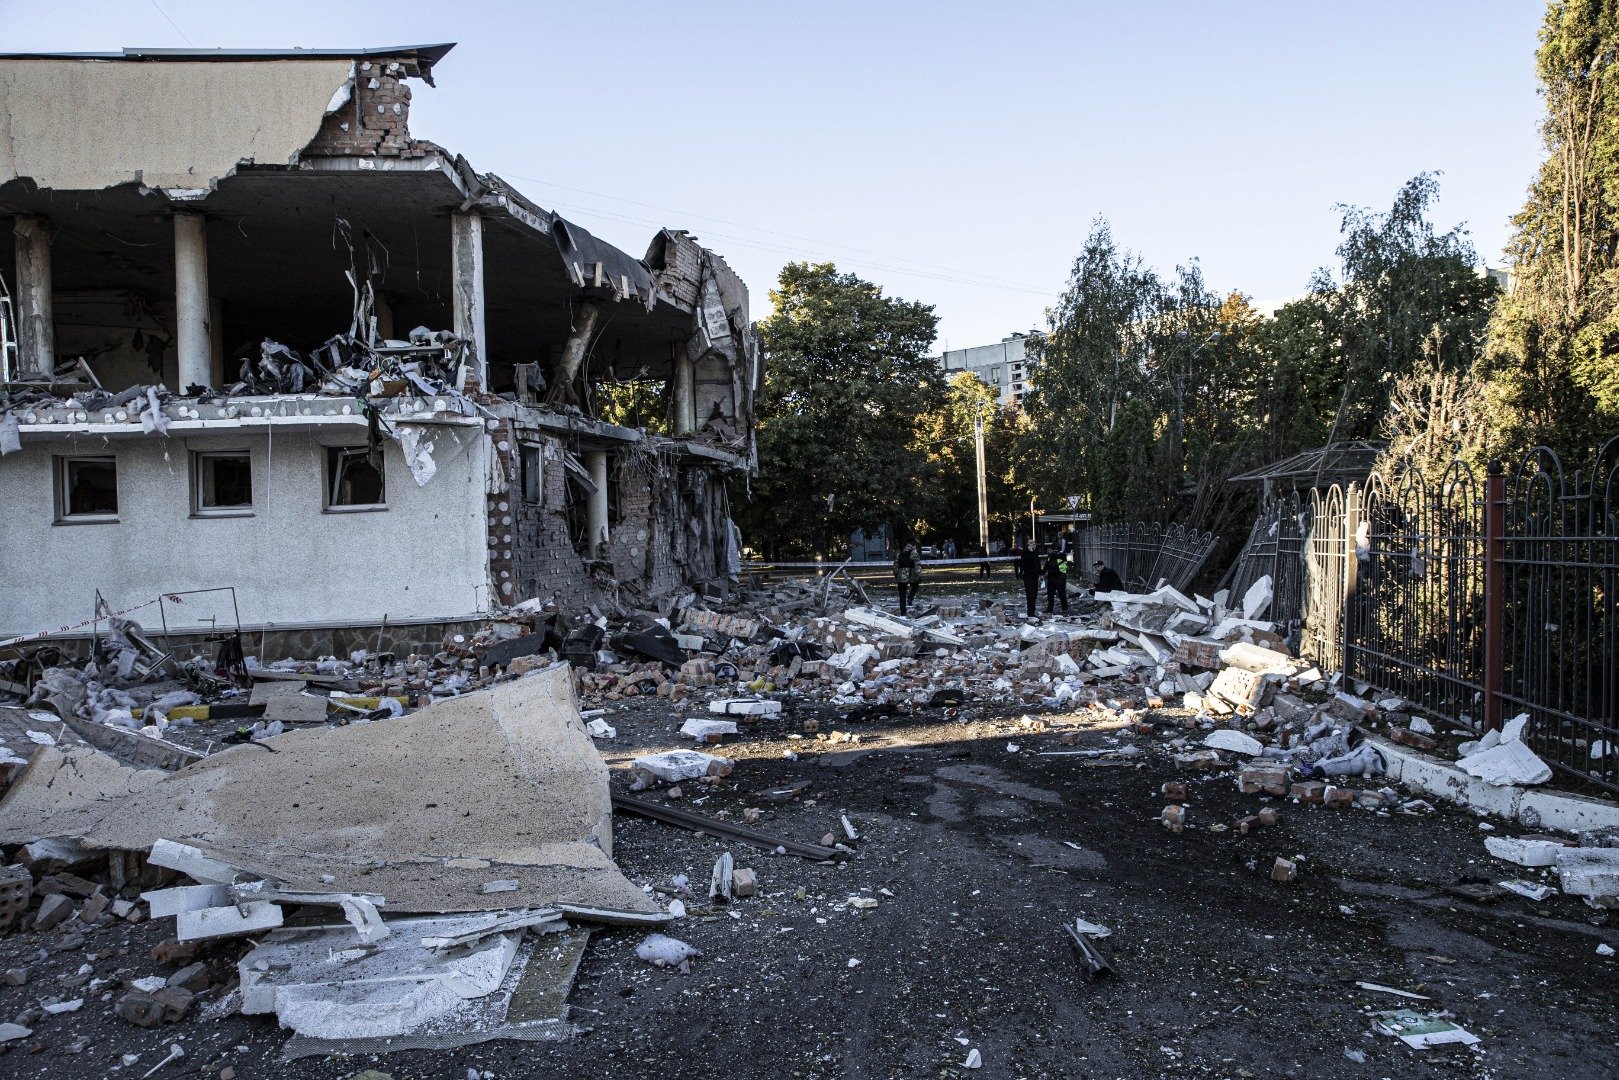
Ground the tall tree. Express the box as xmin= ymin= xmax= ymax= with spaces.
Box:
xmin=1020 ymin=220 xmax=1163 ymax=521
xmin=735 ymin=263 xmax=942 ymax=558
xmin=1486 ymin=0 xmax=1619 ymax=459
xmin=1318 ymin=174 xmax=1499 ymax=445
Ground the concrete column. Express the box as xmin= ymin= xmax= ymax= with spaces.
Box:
xmin=584 ymin=449 xmax=610 ymax=555
xmin=11 ymin=215 xmax=55 ymax=379
xmin=672 ymin=353 xmax=697 ymax=436
xmin=172 ymin=212 xmax=212 ymax=392
xmin=451 ymin=210 xmax=487 ymax=386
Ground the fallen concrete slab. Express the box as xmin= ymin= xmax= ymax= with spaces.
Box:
xmin=0 ymin=664 xmax=658 ymax=917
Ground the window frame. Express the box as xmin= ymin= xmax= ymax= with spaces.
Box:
xmin=190 ymin=449 xmax=255 ymax=518
xmin=53 ymin=455 xmax=120 ymax=524
xmin=520 ymin=443 xmax=543 ymax=504
xmin=324 ymin=446 xmax=388 ymax=513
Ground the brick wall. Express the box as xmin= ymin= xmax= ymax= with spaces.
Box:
xmin=497 ymin=421 xmax=731 ymax=616
xmin=305 ymin=58 xmax=434 ymax=159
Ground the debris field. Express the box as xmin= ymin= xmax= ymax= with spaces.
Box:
xmin=0 ymin=575 xmax=1616 ymax=1079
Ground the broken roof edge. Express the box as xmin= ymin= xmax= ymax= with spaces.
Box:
xmin=0 ymin=43 xmax=455 ymax=66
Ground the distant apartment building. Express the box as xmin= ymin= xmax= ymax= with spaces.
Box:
xmin=937 ymin=332 xmax=1038 ymax=407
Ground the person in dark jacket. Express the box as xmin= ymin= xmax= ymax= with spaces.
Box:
xmin=893 ymin=543 xmax=921 ymax=615
xmin=1045 ymin=548 xmax=1070 ymax=615
xmin=1093 ymin=560 xmax=1123 ymax=592
xmin=1013 ymin=541 xmax=1042 ymax=617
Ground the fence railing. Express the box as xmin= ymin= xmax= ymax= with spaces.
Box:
xmin=1298 ymin=438 xmax=1619 ymax=793
xmin=1227 ymin=494 xmax=1310 ymax=634
xmin=1075 ymin=522 xmax=1219 ymax=593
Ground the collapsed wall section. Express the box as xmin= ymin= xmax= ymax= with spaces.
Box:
xmin=487 ymin=414 xmax=734 ymax=613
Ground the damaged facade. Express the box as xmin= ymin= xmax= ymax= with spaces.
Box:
xmin=0 ymin=44 xmax=757 ymax=652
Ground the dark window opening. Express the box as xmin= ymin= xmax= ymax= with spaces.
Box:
xmin=56 ymin=457 xmax=118 ymax=521
xmin=193 ymin=452 xmax=253 ymax=514
xmin=520 ymin=444 xmax=543 ymax=504
xmin=326 ymin=447 xmax=386 ymax=509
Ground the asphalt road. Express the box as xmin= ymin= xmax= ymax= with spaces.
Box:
xmin=3 ymin=695 xmax=1616 ymax=1079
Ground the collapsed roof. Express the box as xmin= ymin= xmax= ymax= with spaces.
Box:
xmin=0 ymin=43 xmax=757 ymax=455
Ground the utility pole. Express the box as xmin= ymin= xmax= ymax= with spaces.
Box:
xmin=973 ymin=412 xmax=989 ymax=555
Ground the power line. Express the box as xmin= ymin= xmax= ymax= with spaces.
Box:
xmin=504 ymin=172 xmax=1056 ymax=296
xmin=148 ymin=0 xmax=194 ymax=46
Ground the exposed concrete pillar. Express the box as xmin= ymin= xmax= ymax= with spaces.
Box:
xmin=11 ymin=215 xmax=56 ymax=379
xmin=584 ymin=449 xmax=610 ymax=555
xmin=549 ymin=300 xmax=600 ymax=404
xmin=451 ymin=210 xmax=487 ymax=386
xmin=672 ymin=353 xmax=697 ymax=436
xmin=173 ymin=212 xmax=213 ymax=392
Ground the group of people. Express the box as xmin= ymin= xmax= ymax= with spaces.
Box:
xmin=891 ymin=530 xmax=1123 ymax=619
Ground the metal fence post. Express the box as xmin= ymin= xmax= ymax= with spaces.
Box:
xmin=1341 ymin=483 xmax=1361 ymax=680
xmin=1483 ymin=459 xmax=1506 ymax=733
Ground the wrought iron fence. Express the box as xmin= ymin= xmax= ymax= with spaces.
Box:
xmin=1500 ymin=443 xmax=1619 ymax=789
xmin=1076 ymin=522 xmax=1219 ymax=593
xmin=1298 ymin=438 xmax=1619 ymax=793
xmin=1227 ymin=494 xmax=1310 ymax=634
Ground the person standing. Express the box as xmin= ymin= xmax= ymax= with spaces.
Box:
xmin=1045 ymin=547 xmax=1070 ymax=615
xmin=977 ymin=543 xmax=992 ymax=578
xmin=894 ymin=542 xmax=921 ymax=615
xmin=1014 ymin=541 xmax=1042 ymax=617
xmin=943 ymin=538 xmax=957 ymax=560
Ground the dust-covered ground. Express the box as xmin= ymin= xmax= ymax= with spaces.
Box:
xmin=2 ymin=686 xmax=1616 ymax=1080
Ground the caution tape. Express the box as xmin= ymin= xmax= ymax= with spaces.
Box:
xmin=0 ymin=597 xmax=165 ymax=651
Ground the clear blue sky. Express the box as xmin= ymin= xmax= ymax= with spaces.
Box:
xmin=3 ymin=0 xmax=1546 ymax=349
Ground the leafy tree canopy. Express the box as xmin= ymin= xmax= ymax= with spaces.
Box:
xmin=734 ymin=262 xmax=942 ymax=558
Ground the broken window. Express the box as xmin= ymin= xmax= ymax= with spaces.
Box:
xmin=55 ymin=456 xmax=119 ymax=522
xmin=326 ymin=447 xmax=386 ymax=510
xmin=520 ymin=444 xmax=543 ymax=504
xmin=192 ymin=451 xmax=253 ymax=515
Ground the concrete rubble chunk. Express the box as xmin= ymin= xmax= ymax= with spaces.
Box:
xmin=1461 ymin=738 xmax=1552 ymax=787
xmin=147 ymin=840 xmax=245 ymax=885
xmin=1208 ymin=668 xmax=1265 ymax=710
xmin=1241 ymin=575 xmax=1273 ymax=620
xmin=0 ymin=666 xmax=660 ymax=918
xmin=1557 ymin=847 xmax=1619 ymax=908
xmin=632 ymin=750 xmax=734 ymax=783
xmin=176 ymin=900 xmax=284 ymax=942
xmin=1218 ymin=642 xmax=1295 ymax=675
xmin=142 ymin=884 xmax=233 ymax=918
xmin=1204 ymin=730 xmax=1265 ymax=756
xmin=1484 ymin=836 xmax=1566 ymax=868
xmin=34 ymin=892 xmax=74 ymax=931
xmin=681 ymin=715 xmax=733 ymax=745
xmin=708 ymin=698 xmax=781 ymax=718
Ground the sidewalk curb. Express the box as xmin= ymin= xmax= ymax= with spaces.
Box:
xmin=1369 ymin=735 xmax=1619 ymax=834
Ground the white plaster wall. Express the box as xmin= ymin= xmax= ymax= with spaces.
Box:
xmin=0 ymin=58 xmax=352 ymax=191
xmin=0 ymin=425 xmax=490 ymax=638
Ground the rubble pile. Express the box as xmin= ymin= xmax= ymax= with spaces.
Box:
xmin=2 ymin=567 xmax=1614 ymax=1062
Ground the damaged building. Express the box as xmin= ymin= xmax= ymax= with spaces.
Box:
xmin=0 ymin=43 xmax=757 ymax=656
